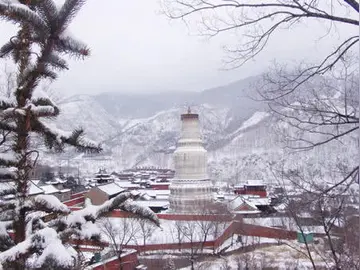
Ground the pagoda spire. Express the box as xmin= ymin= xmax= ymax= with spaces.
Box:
xmin=187 ymin=106 xmax=191 ymax=114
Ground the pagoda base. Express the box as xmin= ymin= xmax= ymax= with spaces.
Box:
xmin=169 ymin=178 xmax=213 ymax=213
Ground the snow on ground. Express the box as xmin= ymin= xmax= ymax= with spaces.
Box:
xmin=243 ymin=217 xmax=326 ymax=234
xmin=180 ymin=240 xmax=330 ymax=270
xmin=99 ymin=218 xmax=230 ymax=245
xmin=238 ymin=111 xmax=269 ymax=131
xmin=244 ymin=217 xmax=292 ymax=228
xmin=216 ymin=235 xmax=279 ymax=252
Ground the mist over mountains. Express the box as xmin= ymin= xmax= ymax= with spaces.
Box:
xmin=42 ymin=75 xmax=356 ymax=184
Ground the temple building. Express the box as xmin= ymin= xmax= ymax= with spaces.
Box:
xmin=169 ymin=108 xmax=213 ymax=213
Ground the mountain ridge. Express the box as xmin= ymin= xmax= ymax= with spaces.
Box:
xmin=40 ymin=75 xmax=355 ymax=185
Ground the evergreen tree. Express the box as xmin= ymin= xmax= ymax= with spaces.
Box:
xmin=0 ymin=1 xmax=160 ymax=269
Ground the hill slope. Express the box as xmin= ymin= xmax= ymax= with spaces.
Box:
xmin=41 ymin=76 xmax=356 ymax=184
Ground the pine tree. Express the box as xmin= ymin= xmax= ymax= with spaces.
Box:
xmin=0 ymin=1 xmax=160 ymax=269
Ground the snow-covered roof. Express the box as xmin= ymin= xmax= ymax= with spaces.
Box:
xmin=32 ymin=180 xmax=41 ymax=186
xmin=215 ymin=193 xmax=237 ymax=202
xmin=229 ymin=195 xmax=270 ymax=211
xmin=246 ymin=180 xmax=266 ymax=186
xmin=40 ymin=184 xmax=59 ymax=194
xmin=155 ymin=195 xmax=169 ymax=200
xmin=133 ymin=179 xmax=147 ymax=184
xmin=115 ymin=181 xmax=140 ymax=189
xmin=240 ymin=200 xmax=258 ymax=210
xmin=60 ymin=188 xmax=71 ymax=193
xmin=134 ymin=200 xmax=169 ymax=208
xmin=151 ymin=182 xmax=170 ymax=186
xmin=249 ymin=197 xmax=270 ymax=206
xmin=0 ymin=181 xmax=44 ymax=196
xmin=97 ymin=183 xmax=124 ymax=196
xmin=130 ymin=190 xmax=141 ymax=196
xmin=29 ymin=181 xmax=44 ymax=195
xmin=234 ymin=210 xmax=261 ymax=214
xmin=137 ymin=189 xmax=171 ymax=198
xmin=45 ymin=178 xmax=66 ymax=185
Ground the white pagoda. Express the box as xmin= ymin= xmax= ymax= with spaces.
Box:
xmin=169 ymin=108 xmax=213 ymax=213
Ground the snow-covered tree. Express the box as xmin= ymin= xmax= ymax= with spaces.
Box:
xmin=0 ymin=1 xmax=160 ymax=269
xmin=100 ymin=217 xmax=141 ymax=270
xmin=163 ymin=258 xmax=176 ymax=270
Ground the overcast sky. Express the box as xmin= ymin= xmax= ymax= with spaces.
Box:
xmin=0 ymin=0 xmax=355 ymax=95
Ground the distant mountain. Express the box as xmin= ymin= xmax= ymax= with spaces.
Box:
xmin=40 ymin=75 xmax=356 ymax=185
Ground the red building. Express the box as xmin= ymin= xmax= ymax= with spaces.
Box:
xmin=150 ymin=182 xmax=170 ymax=190
xmin=234 ymin=180 xmax=267 ymax=198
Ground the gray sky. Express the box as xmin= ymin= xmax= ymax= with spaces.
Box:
xmin=0 ymin=0 xmax=355 ymax=95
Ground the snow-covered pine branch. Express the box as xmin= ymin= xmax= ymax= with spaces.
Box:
xmin=0 ymin=221 xmax=14 ymax=252
xmin=55 ymin=34 xmax=90 ymax=58
xmin=35 ymin=120 xmax=102 ymax=153
xmin=28 ymin=104 xmax=58 ymax=117
xmin=0 ymin=97 xmax=14 ymax=110
xmin=1 ymin=108 xmax=26 ymax=118
xmin=0 ymin=152 xmax=18 ymax=167
xmin=119 ymin=200 xmax=161 ymax=227
xmin=46 ymin=53 xmax=69 ymax=70
xmin=0 ymin=227 xmax=77 ymax=269
xmin=0 ymin=121 xmax=16 ymax=133
xmin=0 ymin=187 xmax=161 ymax=267
xmin=53 ymin=191 xmax=160 ymax=243
xmin=0 ymin=167 xmax=17 ymax=180
xmin=32 ymin=195 xmax=70 ymax=214
xmin=0 ymin=2 xmax=47 ymax=33
xmin=0 ymin=0 xmax=148 ymax=268
xmin=88 ymin=191 xmax=160 ymax=226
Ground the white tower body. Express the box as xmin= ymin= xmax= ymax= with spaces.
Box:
xmin=169 ymin=109 xmax=213 ymax=213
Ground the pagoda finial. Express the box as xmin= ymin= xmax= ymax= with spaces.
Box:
xmin=187 ymin=106 xmax=191 ymax=114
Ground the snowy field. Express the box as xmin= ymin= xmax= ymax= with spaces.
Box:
xmin=99 ymin=218 xmax=230 ymax=245
xmin=243 ymin=217 xmax=326 ymax=234
xmin=179 ymin=241 xmax=330 ymax=270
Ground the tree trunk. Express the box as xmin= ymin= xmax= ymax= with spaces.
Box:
xmin=118 ymin=251 xmax=123 ymax=270
xmin=12 ymin=98 xmax=31 ymax=270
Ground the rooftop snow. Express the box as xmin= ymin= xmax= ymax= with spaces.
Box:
xmin=246 ymin=180 xmax=266 ymax=186
xmin=59 ymin=189 xmax=71 ymax=193
xmin=32 ymin=180 xmax=41 ymax=186
xmin=115 ymin=181 xmax=140 ymax=189
xmin=0 ymin=181 xmax=44 ymax=196
xmin=29 ymin=181 xmax=44 ymax=195
xmin=97 ymin=183 xmax=124 ymax=196
xmin=151 ymin=182 xmax=170 ymax=186
xmin=229 ymin=195 xmax=270 ymax=210
xmin=136 ymin=189 xmax=171 ymax=198
xmin=249 ymin=197 xmax=270 ymax=206
xmin=134 ymin=200 xmax=169 ymax=208
xmin=40 ymin=184 xmax=59 ymax=194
